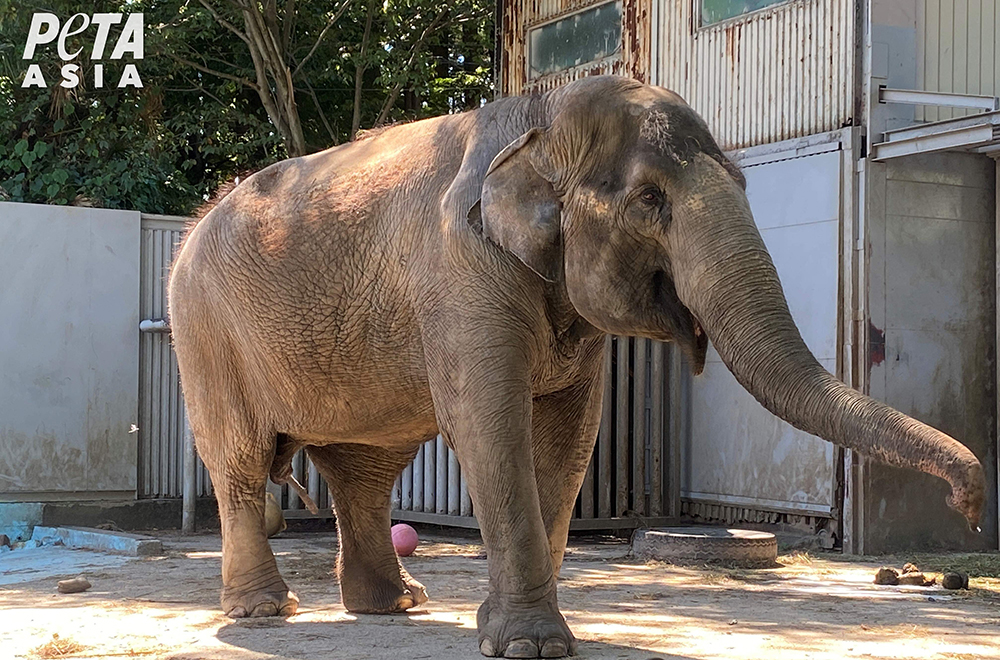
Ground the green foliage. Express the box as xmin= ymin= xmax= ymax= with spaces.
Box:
xmin=0 ymin=0 xmax=285 ymax=213
xmin=0 ymin=0 xmax=494 ymax=214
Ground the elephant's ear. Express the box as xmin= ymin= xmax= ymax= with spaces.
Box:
xmin=477 ymin=128 xmax=562 ymax=282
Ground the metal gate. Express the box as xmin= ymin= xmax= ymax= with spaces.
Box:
xmin=137 ymin=214 xmax=681 ymax=529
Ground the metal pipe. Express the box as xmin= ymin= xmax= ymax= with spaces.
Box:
xmin=139 ymin=319 xmax=171 ymax=333
xmin=182 ymin=411 xmax=196 ymax=533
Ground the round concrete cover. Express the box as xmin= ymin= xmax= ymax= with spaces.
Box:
xmin=632 ymin=526 xmax=778 ymax=567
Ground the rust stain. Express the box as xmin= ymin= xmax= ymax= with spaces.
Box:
xmin=869 ymin=321 xmax=885 ymax=367
xmin=501 ymin=0 xmax=653 ymax=96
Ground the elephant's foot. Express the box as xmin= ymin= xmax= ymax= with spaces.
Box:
xmin=340 ymin=564 xmax=429 ymax=614
xmin=222 ymin=579 xmax=298 ymax=618
xmin=477 ymin=591 xmax=576 ymax=658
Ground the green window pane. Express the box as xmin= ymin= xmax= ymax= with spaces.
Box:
xmin=702 ymin=0 xmax=789 ymax=25
xmin=528 ymin=2 xmax=622 ymax=79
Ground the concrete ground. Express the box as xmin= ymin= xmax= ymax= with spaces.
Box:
xmin=2 ymin=528 xmax=999 ymax=660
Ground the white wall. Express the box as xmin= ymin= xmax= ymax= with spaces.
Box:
xmin=0 ymin=202 xmax=140 ymax=499
xmin=683 ymin=148 xmax=842 ymax=515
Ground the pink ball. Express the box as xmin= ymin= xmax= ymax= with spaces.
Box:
xmin=391 ymin=523 xmax=419 ymax=557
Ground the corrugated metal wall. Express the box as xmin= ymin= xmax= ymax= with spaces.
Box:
xmin=651 ymin=0 xmax=857 ymax=150
xmin=137 ymin=215 xmax=212 ymax=498
xmin=501 ymin=0 xmax=652 ymax=96
xmin=916 ymin=0 xmax=1000 ymax=121
xmin=580 ymin=337 xmax=681 ymax=522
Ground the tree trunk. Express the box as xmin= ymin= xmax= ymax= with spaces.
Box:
xmin=351 ymin=0 xmax=376 ymax=139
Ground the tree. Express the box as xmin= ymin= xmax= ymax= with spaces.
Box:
xmin=161 ymin=0 xmax=492 ymax=153
xmin=0 ymin=0 xmax=494 ymax=213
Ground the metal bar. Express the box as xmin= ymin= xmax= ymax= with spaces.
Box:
xmin=436 ymin=435 xmax=447 ymax=514
xmin=460 ymin=470 xmax=472 ymax=517
xmin=632 ymin=338 xmax=647 ymax=516
xmin=872 ymin=123 xmax=998 ymax=160
xmin=182 ymin=413 xmax=196 ymax=533
xmin=413 ymin=445 xmax=424 ymax=512
xmin=138 ymin=228 xmax=154 ymax=497
xmin=683 ymin=491 xmax=835 ymax=517
xmin=391 ymin=475 xmax=401 ymax=510
xmin=448 ymin=448 xmax=460 ymax=515
xmin=879 ymin=87 xmax=1000 ymax=110
xmin=139 ymin=319 xmax=170 ymax=333
xmin=615 ymin=337 xmax=629 ymax=517
xmin=649 ymin=341 xmax=664 ymax=516
xmin=393 ymin=510 xmax=480 ymax=529
xmin=667 ymin=345 xmax=683 ymax=518
xmin=423 ymin=439 xmax=435 ymax=513
xmin=580 ymin=452 xmax=594 ymax=519
xmin=597 ymin=336 xmax=613 ymax=518
xmin=401 ymin=462 xmax=413 ymax=510
xmin=308 ymin=460 xmax=320 ymax=506
xmin=289 ymin=450 xmax=303 ymax=509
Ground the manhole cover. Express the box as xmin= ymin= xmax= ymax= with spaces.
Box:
xmin=632 ymin=526 xmax=778 ymax=567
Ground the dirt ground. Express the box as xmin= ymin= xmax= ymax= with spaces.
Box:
xmin=2 ymin=528 xmax=999 ymax=660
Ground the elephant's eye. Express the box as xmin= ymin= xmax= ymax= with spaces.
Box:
xmin=639 ymin=187 xmax=663 ymax=206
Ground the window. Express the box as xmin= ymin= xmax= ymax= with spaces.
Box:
xmin=701 ymin=0 xmax=789 ymax=26
xmin=528 ymin=2 xmax=622 ymax=79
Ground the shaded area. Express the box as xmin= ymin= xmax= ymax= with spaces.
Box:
xmin=1 ymin=531 xmax=998 ymax=659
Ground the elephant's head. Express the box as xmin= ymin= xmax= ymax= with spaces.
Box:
xmin=477 ymin=75 xmax=986 ymax=529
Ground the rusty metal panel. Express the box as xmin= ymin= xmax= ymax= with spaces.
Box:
xmin=501 ymin=0 xmax=652 ymax=96
xmin=651 ymin=0 xmax=856 ymax=150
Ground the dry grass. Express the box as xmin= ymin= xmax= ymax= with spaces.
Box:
xmin=33 ymin=634 xmax=84 ymax=658
xmin=777 ymin=551 xmax=816 ymax=565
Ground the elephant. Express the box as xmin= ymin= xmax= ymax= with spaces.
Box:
xmin=167 ymin=75 xmax=985 ymax=659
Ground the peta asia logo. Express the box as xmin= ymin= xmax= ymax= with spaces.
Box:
xmin=21 ymin=13 xmax=143 ymax=89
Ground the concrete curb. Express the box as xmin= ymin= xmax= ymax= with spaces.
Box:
xmin=31 ymin=525 xmax=163 ymax=556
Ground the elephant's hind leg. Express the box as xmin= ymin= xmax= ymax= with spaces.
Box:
xmin=306 ymin=443 xmax=428 ymax=613
xmin=196 ymin=423 xmax=298 ymax=617
xmin=178 ymin=354 xmax=297 ymax=617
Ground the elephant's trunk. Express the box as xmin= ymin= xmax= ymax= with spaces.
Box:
xmin=669 ymin=155 xmax=985 ymax=529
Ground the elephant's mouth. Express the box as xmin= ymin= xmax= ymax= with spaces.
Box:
xmin=652 ymin=270 xmax=708 ymax=375
xmin=688 ymin=318 xmax=708 ymax=375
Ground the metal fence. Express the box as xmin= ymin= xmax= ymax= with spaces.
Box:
xmin=138 ymin=214 xmax=211 ymax=498
xmin=137 ymin=214 xmax=681 ymax=529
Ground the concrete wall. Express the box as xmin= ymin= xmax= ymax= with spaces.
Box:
xmin=0 ymin=202 xmax=140 ymax=500
xmin=864 ymin=151 xmax=998 ymax=552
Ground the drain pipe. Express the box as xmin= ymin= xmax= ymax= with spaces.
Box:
xmin=182 ymin=412 xmax=196 ymax=534
xmin=140 ymin=318 xmax=196 ymax=533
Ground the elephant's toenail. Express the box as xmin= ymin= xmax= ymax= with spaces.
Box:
xmin=279 ymin=603 xmax=297 ymax=617
xmin=541 ymin=639 xmax=569 ymax=658
xmin=227 ymin=606 xmax=248 ymax=618
xmin=504 ymin=639 xmax=539 ymax=658
xmin=480 ymin=638 xmax=497 ymax=656
xmin=251 ymin=602 xmax=278 ymax=617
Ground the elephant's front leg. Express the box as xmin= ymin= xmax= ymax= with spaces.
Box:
xmin=434 ymin=355 xmax=575 ymax=659
xmin=532 ymin=365 xmax=605 ymax=578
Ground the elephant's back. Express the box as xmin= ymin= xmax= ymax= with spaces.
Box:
xmin=168 ymin=118 xmax=462 ymax=413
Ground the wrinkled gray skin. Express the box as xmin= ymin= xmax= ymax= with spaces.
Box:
xmin=168 ymin=76 xmax=985 ymax=659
